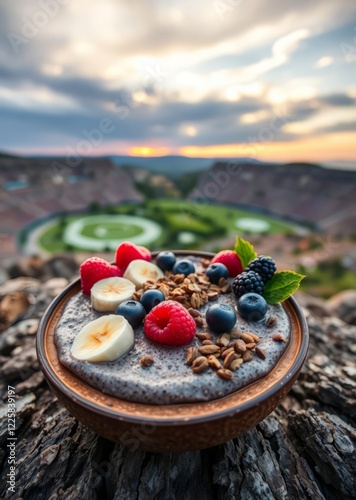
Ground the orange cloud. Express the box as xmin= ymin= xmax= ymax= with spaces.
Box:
xmin=178 ymin=131 xmax=356 ymax=162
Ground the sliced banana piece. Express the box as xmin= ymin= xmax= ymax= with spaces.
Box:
xmin=71 ymin=314 xmax=134 ymax=362
xmin=91 ymin=277 xmax=135 ymax=312
xmin=124 ymin=259 xmax=164 ymax=289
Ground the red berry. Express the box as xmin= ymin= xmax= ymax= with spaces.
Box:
xmin=138 ymin=245 xmax=151 ymax=260
xmin=115 ymin=241 xmax=151 ymax=272
xmin=144 ymin=300 xmax=196 ymax=346
xmin=80 ymin=257 xmax=123 ymax=295
xmin=211 ymin=250 xmax=243 ymax=277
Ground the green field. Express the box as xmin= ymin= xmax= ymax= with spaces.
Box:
xmin=150 ymin=200 xmax=295 ymax=235
xmin=164 ymin=211 xmax=212 ymax=234
xmin=38 ymin=215 xmax=78 ymax=252
xmin=38 ymin=215 xmax=146 ymax=252
xmin=33 ymin=200 xmax=297 ymax=253
xmin=81 ymin=222 xmax=143 ymax=239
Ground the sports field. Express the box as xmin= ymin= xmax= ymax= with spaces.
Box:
xmin=30 ymin=200 xmax=298 ymax=254
xmin=154 ymin=200 xmax=294 ymax=235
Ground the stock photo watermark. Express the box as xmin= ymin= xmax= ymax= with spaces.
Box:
xmin=340 ymin=26 xmax=356 ymax=62
xmin=7 ymin=0 xmax=71 ymax=54
xmin=51 ymin=62 xmax=169 ymax=187
xmin=213 ymin=0 xmax=243 ymax=21
xmin=113 ymin=63 xmax=169 ymax=120
xmin=301 ymin=234 xmax=341 ymax=268
xmin=182 ymin=106 xmax=293 ymax=219
xmin=6 ymin=386 xmax=17 ymax=494
xmin=51 ymin=117 xmax=116 ymax=182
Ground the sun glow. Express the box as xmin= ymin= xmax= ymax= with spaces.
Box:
xmin=128 ymin=146 xmax=170 ymax=157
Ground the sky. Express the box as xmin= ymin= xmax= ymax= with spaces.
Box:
xmin=0 ymin=0 xmax=356 ymax=163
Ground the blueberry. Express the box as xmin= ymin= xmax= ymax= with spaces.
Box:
xmin=156 ymin=251 xmax=176 ymax=271
xmin=140 ymin=289 xmax=165 ymax=313
xmin=237 ymin=292 xmax=268 ymax=321
xmin=172 ymin=258 xmax=195 ymax=276
xmin=115 ymin=300 xmax=146 ymax=328
xmin=205 ymin=304 xmax=236 ymax=334
xmin=206 ymin=263 xmax=229 ymax=284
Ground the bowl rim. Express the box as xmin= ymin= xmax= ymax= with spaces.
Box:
xmin=36 ymin=250 xmax=309 ymax=426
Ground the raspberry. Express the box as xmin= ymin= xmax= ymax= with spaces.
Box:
xmin=210 ymin=250 xmax=243 ymax=277
xmin=115 ymin=241 xmax=151 ymax=272
xmin=80 ymin=257 xmax=123 ymax=295
xmin=144 ymin=300 xmax=196 ymax=346
xmin=245 ymin=255 xmax=276 ymax=283
xmin=232 ymin=271 xmax=264 ymax=299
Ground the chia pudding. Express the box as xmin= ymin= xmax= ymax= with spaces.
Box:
xmin=55 ymin=256 xmax=291 ymax=405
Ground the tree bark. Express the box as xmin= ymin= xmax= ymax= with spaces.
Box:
xmin=0 ymin=286 xmax=355 ymax=500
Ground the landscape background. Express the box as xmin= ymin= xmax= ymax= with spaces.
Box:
xmin=1 ymin=152 xmax=355 ymax=299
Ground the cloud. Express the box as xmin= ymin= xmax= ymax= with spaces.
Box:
xmin=272 ymin=29 xmax=310 ymax=60
xmin=315 ymin=56 xmax=334 ymax=68
xmin=212 ymin=29 xmax=310 ymax=86
xmin=317 ymin=94 xmax=355 ymax=107
xmin=1 ymin=84 xmax=354 ymax=158
xmin=283 ymin=106 xmax=356 ymax=136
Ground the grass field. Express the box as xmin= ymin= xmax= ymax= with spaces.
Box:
xmin=81 ymin=222 xmax=143 ymax=239
xmin=38 ymin=216 xmax=78 ymax=252
xmin=150 ymin=200 xmax=295 ymax=235
xmin=164 ymin=211 xmax=212 ymax=234
xmin=34 ymin=200 xmax=297 ymax=253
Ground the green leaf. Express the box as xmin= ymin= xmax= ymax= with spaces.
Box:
xmin=234 ymin=236 xmax=257 ymax=268
xmin=263 ymin=271 xmax=306 ymax=304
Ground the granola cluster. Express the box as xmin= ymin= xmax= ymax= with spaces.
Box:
xmin=133 ymin=268 xmax=231 ymax=315
xmin=186 ymin=330 xmax=262 ymax=381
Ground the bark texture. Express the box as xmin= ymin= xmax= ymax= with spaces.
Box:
xmin=0 ymin=281 xmax=355 ymax=500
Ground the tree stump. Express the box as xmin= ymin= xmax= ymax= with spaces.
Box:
xmin=0 ymin=282 xmax=355 ymax=499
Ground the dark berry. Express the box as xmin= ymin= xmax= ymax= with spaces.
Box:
xmin=140 ymin=289 xmax=165 ymax=313
xmin=206 ymin=263 xmax=229 ymax=284
xmin=205 ymin=303 xmax=236 ymax=333
xmin=115 ymin=300 xmax=146 ymax=328
xmin=237 ymin=293 xmax=268 ymax=321
xmin=232 ymin=271 xmax=264 ymax=298
xmin=156 ymin=251 xmax=176 ymax=271
xmin=172 ymin=258 xmax=195 ymax=276
xmin=245 ymin=255 xmax=276 ymax=283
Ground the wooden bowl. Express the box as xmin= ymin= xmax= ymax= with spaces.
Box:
xmin=36 ymin=251 xmax=309 ymax=452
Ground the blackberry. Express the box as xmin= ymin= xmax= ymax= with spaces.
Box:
xmin=232 ymin=271 xmax=264 ymax=299
xmin=245 ymin=255 xmax=276 ymax=283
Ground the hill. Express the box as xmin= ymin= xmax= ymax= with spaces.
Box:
xmin=111 ymin=155 xmax=263 ymax=178
xmin=190 ymin=161 xmax=356 ymax=235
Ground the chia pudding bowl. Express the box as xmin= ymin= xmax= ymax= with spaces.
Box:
xmin=37 ymin=250 xmax=309 ymax=452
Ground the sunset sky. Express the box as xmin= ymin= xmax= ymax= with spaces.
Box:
xmin=1 ymin=0 xmax=356 ymax=163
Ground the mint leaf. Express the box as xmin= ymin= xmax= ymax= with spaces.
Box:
xmin=263 ymin=271 xmax=306 ymax=304
xmin=234 ymin=236 xmax=257 ymax=268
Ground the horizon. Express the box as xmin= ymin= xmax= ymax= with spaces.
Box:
xmin=2 ymin=150 xmax=355 ymax=171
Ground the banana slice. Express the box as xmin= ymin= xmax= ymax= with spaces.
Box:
xmin=91 ymin=277 xmax=135 ymax=312
xmin=71 ymin=314 xmax=134 ymax=362
xmin=124 ymin=259 xmax=164 ymax=289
